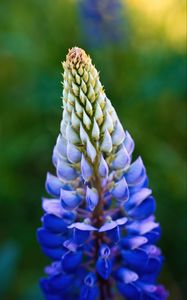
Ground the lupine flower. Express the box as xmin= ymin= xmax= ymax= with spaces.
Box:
xmin=37 ymin=47 xmax=168 ymax=300
xmin=79 ymin=0 xmax=124 ymax=47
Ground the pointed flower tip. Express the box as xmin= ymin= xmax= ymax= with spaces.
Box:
xmin=66 ymin=47 xmax=90 ymax=67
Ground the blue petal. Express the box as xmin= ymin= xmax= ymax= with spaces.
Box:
xmin=57 ymin=159 xmax=78 ymax=181
xmin=96 ymin=245 xmax=112 ymax=280
xmin=44 ymin=261 xmax=62 ymax=276
xmin=112 ymin=120 xmax=125 ymax=146
xmin=116 ymin=268 xmax=139 ymax=284
xmin=125 ymin=157 xmax=145 ymax=186
xmin=61 ymin=251 xmax=83 ymax=272
xmin=80 ymin=273 xmax=98 ymax=300
xmin=49 ymin=273 xmax=73 ymax=292
xmin=124 ymin=131 xmax=135 ymax=156
xmin=121 ymin=236 xmax=148 ymax=250
xmin=52 ymin=135 xmax=67 ymax=167
xmin=45 ymin=173 xmax=65 ymax=197
xmin=42 ymin=198 xmax=76 ymax=221
xmin=127 ymin=196 xmax=156 ymax=220
xmin=86 ymin=186 xmax=99 ymax=211
xmin=111 ymin=145 xmax=130 ymax=170
xmin=42 ymin=214 xmax=68 ymax=233
xmin=100 ymin=244 xmax=111 ymax=258
xmin=60 ymin=189 xmax=82 ymax=210
xmin=126 ymin=188 xmax=152 ymax=209
xmin=41 ymin=246 xmax=65 ymax=260
xmin=96 ymin=256 xmax=112 ymax=280
xmin=37 ymin=228 xmax=65 ymax=248
xmin=111 ymin=177 xmax=129 ymax=201
xmin=86 ymin=139 xmax=97 ymax=162
xmin=68 ymin=221 xmax=97 ymax=231
xmin=67 ymin=142 xmax=82 ymax=163
xmin=98 ymin=155 xmax=109 ymax=177
xmin=117 ymin=282 xmax=140 ymax=300
xmin=55 ymin=134 xmax=67 ymax=156
xmin=107 ymin=226 xmax=120 ymax=243
xmin=42 ymin=198 xmax=64 ymax=218
xmin=81 ymin=154 xmax=93 ymax=181
xmin=126 ymin=217 xmax=159 ymax=236
xmin=69 ymin=221 xmax=97 ymax=245
xmin=144 ymin=226 xmax=161 ymax=243
xmin=121 ymin=246 xmax=163 ymax=274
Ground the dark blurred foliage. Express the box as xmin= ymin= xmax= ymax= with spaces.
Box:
xmin=0 ymin=0 xmax=186 ymax=299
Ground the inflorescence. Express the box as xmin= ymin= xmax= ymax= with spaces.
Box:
xmin=37 ymin=47 xmax=168 ymax=300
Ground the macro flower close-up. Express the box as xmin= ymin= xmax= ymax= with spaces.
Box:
xmin=37 ymin=47 xmax=169 ymax=300
xmin=0 ymin=1 xmax=186 ymax=300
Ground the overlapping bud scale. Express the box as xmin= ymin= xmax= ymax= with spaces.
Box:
xmin=37 ymin=47 xmax=168 ymax=300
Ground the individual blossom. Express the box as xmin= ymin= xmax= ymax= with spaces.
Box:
xmin=37 ymin=47 xmax=169 ymax=300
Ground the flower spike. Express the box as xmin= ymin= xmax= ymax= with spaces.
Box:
xmin=37 ymin=47 xmax=168 ymax=300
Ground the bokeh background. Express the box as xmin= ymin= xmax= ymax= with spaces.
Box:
xmin=0 ymin=0 xmax=186 ymax=299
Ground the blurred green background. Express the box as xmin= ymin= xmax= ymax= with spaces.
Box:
xmin=0 ymin=0 xmax=186 ymax=299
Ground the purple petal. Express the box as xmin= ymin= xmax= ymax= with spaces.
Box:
xmin=112 ymin=120 xmax=125 ymax=146
xmin=129 ymin=188 xmax=152 ymax=206
xmin=86 ymin=186 xmax=99 ymax=211
xmin=101 ymin=129 xmax=113 ymax=153
xmin=117 ymin=268 xmax=139 ymax=284
xmin=98 ymin=155 xmax=109 ymax=177
xmin=68 ymin=221 xmax=97 ymax=231
xmin=67 ymin=142 xmax=81 ymax=163
xmin=57 ymin=159 xmax=78 ymax=181
xmin=100 ymin=244 xmax=111 ymax=258
xmin=121 ymin=236 xmax=148 ymax=250
xmin=81 ymin=154 xmax=93 ymax=181
xmin=42 ymin=198 xmax=65 ymax=218
xmin=99 ymin=221 xmax=117 ymax=232
xmin=124 ymin=131 xmax=135 ymax=156
xmin=111 ymin=177 xmax=129 ymax=201
xmin=86 ymin=139 xmax=96 ymax=162
xmin=111 ymin=145 xmax=130 ymax=170
xmin=126 ymin=217 xmax=159 ymax=235
xmin=125 ymin=157 xmax=145 ymax=185
xmin=116 ymin=217 xmax=128 ymax=226
xmin=45 ymin=172 xmax=64 ymax=197
xmin=60 ymin=189 xmax=82 ymax=210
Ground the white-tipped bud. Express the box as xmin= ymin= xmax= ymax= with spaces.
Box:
xmin=67 ymin=101 xmax=73 ymax=113
xmin=92 ymin=118 xmax=100 ymax=140
xmin=83 ymin=110 xmax=91 ymax=130
xmin=102 ymin=111 xmax=114 ymax=134
xmin=78 ymin=65 xmax=84 ymax=76
xmin=75 ymin=74 xmax=81 ymax=85
xmin=89 ymin=73 xmax=95 ymax=87
xmin=68 ymin=92 xmax=76 ymax=105
xmin=95 ymin=102 xmax=103 ymax=125
xmin=85 ymin=99 xmax=93 ymax=116
xmin=112 ymin=120 xmax=125 ymax=146
xmin=98 ymin=93 xmax=105 ymax=109
xmin=80 ymin=124 xmax=89 ymax=144
xmin=75 ymin=100 xmax=83 ymax=117
xmin=86 ymin=138 xmax=97 ymax=162
xmin=88 ymin=84 xmax=95 ymax=102
xmin=81 ymin=79 xmax=87 ymax=94
xmin=72 ymin=82 xmax=79 ymax=96
xmin=66 ymin=123 xmax=80 ymax=144
xmin=71 ymin=109 xmax=80 ymax=129
xmin=83 ymin=70 xmax=89 ymax=82
xmin=79 ymin=89 xmax=86 ymax=105
xmin=101 ymin=129 xmax=113 ymax=153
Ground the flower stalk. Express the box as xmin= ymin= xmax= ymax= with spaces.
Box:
xmin=37 ymin=47 xmax=168 ymax=300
